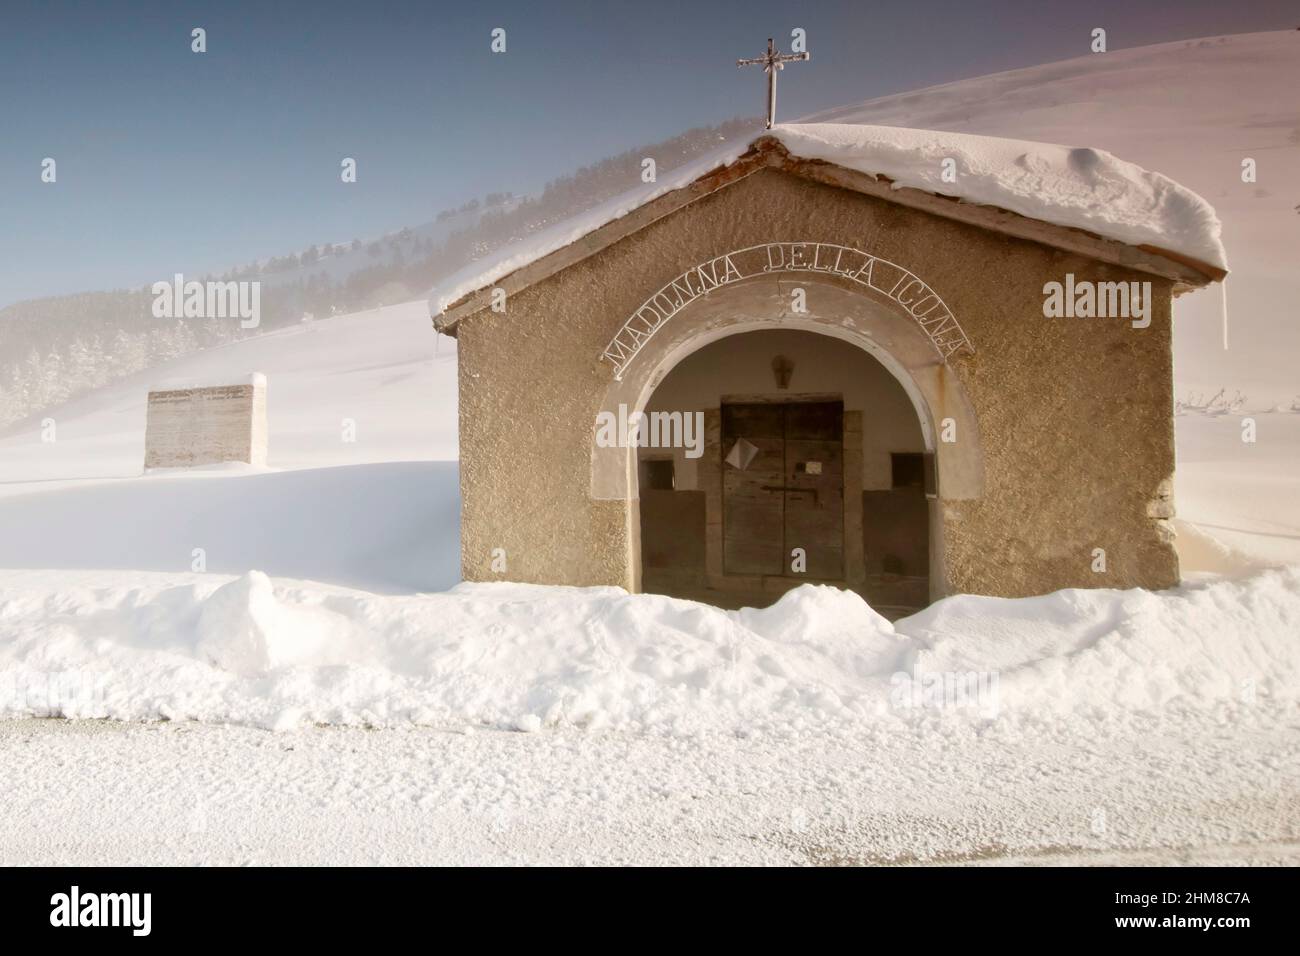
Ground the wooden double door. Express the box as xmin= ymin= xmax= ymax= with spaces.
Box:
xmin=721 ymin=400 xmax=845 ymax=580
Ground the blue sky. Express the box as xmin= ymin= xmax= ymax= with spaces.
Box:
xmin=1 ymin=0 xmax=1295 ymax=305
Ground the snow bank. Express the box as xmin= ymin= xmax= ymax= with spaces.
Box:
xmin=430 ymin=122 xmax=1224 ymax=316
xmin=1 ymin=567 xmax=1294 ymax=734
xmin=902 ymin=570 xmax=1300 ymax=713
xmin=194 ymin=571 xmax=355 ymax=676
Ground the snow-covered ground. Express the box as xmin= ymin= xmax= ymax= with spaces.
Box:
xmin=3 ymin=708 xmax=1296 ymax=866
xmin=1175 ymin=412 xmax=1300 ymax=571
xmin=1 ymin=32 xmax=1297 ymax=865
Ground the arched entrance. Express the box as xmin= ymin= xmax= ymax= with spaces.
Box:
xmin=591 ymin=262 xmax=983 ymax=613
xmin=639 ymin=328 xmax=932 ymax=615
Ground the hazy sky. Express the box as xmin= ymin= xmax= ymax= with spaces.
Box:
xmin=1 ymin=0 xmax=1295 ymax=305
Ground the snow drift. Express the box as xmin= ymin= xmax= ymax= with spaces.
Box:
xmin=1 ymin=568 xmax=1295 ymax=734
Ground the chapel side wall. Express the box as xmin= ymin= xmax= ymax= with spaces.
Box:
xmin=456 ymin=168 xmax=1179 ymax=597
xmin=456 ymin=290 xmax=633 ymax=587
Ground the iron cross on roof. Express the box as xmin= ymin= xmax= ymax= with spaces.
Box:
xmin=737 ymin=37 xmax=810 ymax=130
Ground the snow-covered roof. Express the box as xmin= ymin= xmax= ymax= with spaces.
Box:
xmin=773 ymin=124 xmax=1226 ymax=267
xmin=430 ymin=123 xmax=1226 ymax=322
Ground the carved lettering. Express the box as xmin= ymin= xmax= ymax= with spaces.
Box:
xmin=603 ymin=242 xmax=972 ymax=377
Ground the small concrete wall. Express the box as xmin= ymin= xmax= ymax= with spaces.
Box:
xmin=144 ymin=378 xmax=267 ymax=469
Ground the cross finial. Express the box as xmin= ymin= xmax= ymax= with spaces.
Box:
xmin=737 ymin=37 xmax=810 ymax=130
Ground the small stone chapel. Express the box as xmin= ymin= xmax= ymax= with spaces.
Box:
xmin=430 ymin=113 xmax=1225 ymax=613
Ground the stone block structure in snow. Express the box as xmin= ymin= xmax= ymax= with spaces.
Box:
xmin=144 ymin=374 xmax=267 ymax=469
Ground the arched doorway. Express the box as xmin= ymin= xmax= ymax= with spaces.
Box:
xmin=637 ymin=328 xmax=933 ymax=616
xmin=590 ymin=264 xmax=983 ymax=612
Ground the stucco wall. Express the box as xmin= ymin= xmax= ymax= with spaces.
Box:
xmin=453 ymin=167 xmax=1178 ymax=599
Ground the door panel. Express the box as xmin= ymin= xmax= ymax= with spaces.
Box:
xmin=722 ymin=404 xmax=785 ymax=575
xmin=722 ymin=400 xmax=845 ymax=579
xmin=784 ymin=403 xmax=844 ymax=579
xmin=784 ymin=401 xmax=842 ymax=442
xmin=784 ymin=454 xmax=844 ymax=577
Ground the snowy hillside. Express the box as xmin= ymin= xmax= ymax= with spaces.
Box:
xmin=0 ymin=301 xmax=455 ymax=478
